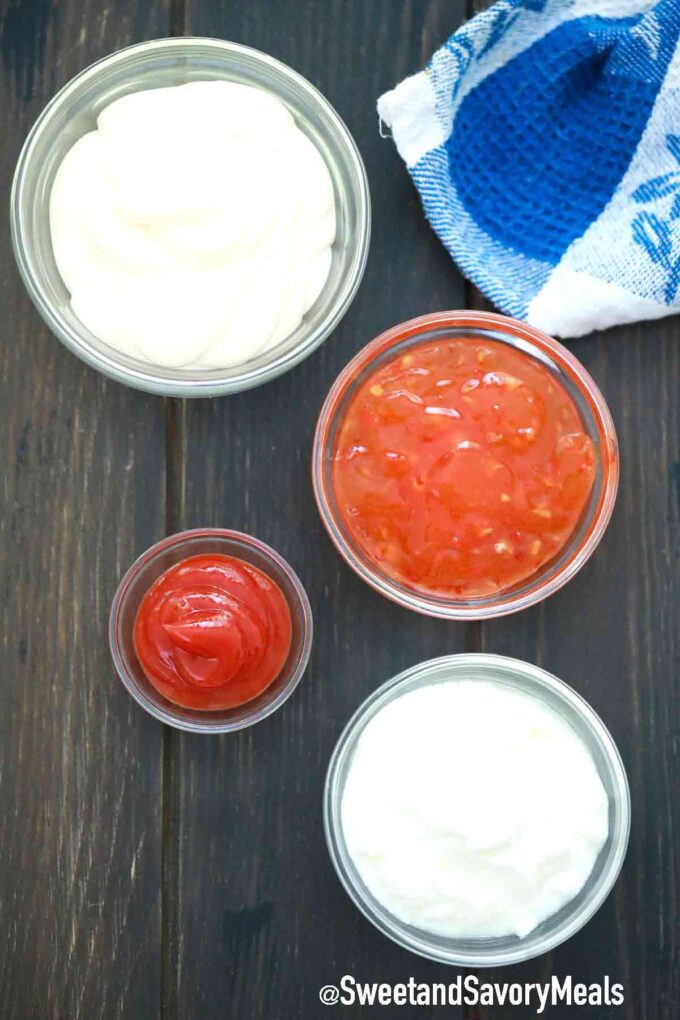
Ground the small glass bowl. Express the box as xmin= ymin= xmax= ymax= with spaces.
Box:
xmin=324 ymin=654 xmax=630 ymax=967
xmin=109 ymin=528 xmax=313 ymax=732
xmin=11 ymin=37 xmax=370 ymax=396
xmin=313 ymin=310 xmax=619 ymax=619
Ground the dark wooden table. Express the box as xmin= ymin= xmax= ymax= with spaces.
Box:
xmin=1 ymin=2 xmax=678 ymax=1018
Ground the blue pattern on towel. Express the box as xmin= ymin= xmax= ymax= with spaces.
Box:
xmin=378 ymin=0 xmax=680 ymax=336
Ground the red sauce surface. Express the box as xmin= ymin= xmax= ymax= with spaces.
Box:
xmin=134 ymin=554 xmax=292 ymax=710
xmin=332 ymin=338 xmax=596 ymax=599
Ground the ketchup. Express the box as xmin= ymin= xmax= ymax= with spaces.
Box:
xmin=332 ymin=338 xmax=596 ymax=599
xmin=134 ymin=555 xmax=292 ymax=710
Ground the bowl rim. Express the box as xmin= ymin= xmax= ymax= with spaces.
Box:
xmin=323 ymin=653 xmax=631 ymax=967
xmin=108 ymin=527 xmax=313 ymax=732
xmin=312 ymin=310 xmax=619 ymax=620
xmin=10 ymin=36 xmax=371 ymax=397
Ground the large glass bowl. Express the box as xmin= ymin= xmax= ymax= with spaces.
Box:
xmin=11 ymin=37 xmax=370 ymax=396
xmin=313 ymin=311 xmax=619 ymax=619
xmin=324 ymin=654 xmax=630 ymax=966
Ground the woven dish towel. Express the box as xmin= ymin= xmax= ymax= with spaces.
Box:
xmin=378 ymin=0 xmax=680 ymax=337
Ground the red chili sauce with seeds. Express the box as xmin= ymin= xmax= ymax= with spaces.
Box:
xmin=332 ymin=338 xmax=596 ymax=599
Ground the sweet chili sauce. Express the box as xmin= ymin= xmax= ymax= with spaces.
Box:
xmin=332 ymin=337 xmax=596 ymax=599
xmin=134 ymin=554 xmax=292 ymax=710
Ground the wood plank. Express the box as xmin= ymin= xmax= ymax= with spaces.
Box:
xmin=172 ymin=3 xmax=470 ymax=1017
xmin=475 ymin=320 xmax=680 ymax=1018
xmin=461 ymin=4 xmax=680 ymax=1013
xmin=465 ymin=4 xmax=679 ymax=1012
xmin=0 ymin=3 xmax=169 ymax=1017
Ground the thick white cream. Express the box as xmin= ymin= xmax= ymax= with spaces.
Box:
xmin=342 ymin=680 xmax=609 ymax=939
xmin=49 ymin=81 xmax=336 ymax=369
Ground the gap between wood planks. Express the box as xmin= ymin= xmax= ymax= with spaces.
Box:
xmin=168 ymin=0 xmax=186 ymax=39
xmin=161 ymin=398 xmax=185 ymax=1019
xmin=160 ymin=14 xmax=187 ymax=1019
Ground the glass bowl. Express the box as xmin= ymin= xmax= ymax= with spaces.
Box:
xmin=313 ymin=310 xmax=619 ymax=619
xmin=324 ymin=653 xmax=630 ymax=967
xmin=109 ymin=528 xmax=313 ymax=732
xmin=10 ymin=37 xmax=370 ymax=396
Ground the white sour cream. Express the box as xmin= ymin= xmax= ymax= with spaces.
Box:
xmin=342 ymin=680 xmax=609 ymax=939
xmin=49 ymin=81 xmax=336 ymax=369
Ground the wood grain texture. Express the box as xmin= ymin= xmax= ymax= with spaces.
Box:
xmin=476 ymin=323 xmax=680 ymax=1019
xmin=464 ymin=2 xmax=680 ymax=1015
xmin=1 ymin=1 xmax=678 ymax=1018
xmin=172 ymin=3 xmax=470 ymax=1018
xmin=0 ymin=3 xmax=169 ymax=1018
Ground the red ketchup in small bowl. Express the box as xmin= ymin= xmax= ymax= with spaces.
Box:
xmin=134 ymin=554 xmax=292 ymax=711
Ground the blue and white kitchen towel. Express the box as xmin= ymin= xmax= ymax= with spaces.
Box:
xmin=378 ymin=0 xmax=680 ymax=336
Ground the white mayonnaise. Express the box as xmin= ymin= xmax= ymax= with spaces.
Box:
xmin=49 ymin=81 xmax=336 ymax=369
xmin=342 ymin=680 xmax=609 ymax=939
